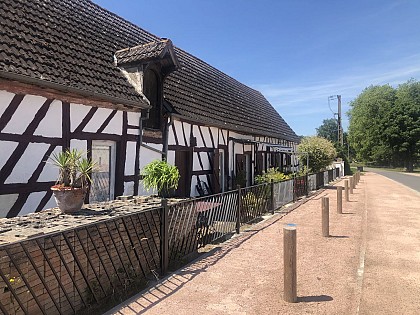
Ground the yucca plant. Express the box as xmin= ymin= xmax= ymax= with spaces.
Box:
xmin=49 ymin=149 xmax=96 ymax=190
xmin=141 ymin=160 xmax=180 ymax=197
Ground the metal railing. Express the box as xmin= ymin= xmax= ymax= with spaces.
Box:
xmin=239 ymin=183 xmax=271 ymax=225
xmin=0 ymin=168 xmax=342 ymax=314
xmin=273 ymin=179 xmax=294 ymax=209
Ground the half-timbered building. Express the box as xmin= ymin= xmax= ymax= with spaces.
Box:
xmin=0 ymin=0 xmax=299 ymax=217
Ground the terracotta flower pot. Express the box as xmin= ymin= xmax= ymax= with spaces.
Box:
xmin=51 ymin=186 xmax=87 ymax=213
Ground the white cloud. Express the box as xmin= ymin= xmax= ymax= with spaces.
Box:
xmin=251 ymin=53 xmax=420 ymax=135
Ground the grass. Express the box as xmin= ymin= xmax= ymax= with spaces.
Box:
xmin=350 ymin=163 xmax=420 ymax=173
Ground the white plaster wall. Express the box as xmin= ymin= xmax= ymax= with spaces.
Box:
xmin=173 ymin=120 xmax=186 ymax=146
xmin=199 ymin=126 xmax=212 ymax=148
xmin=208 ymin=126 xmax=218 ymax=147
xmin=34 ymin=99 xmax=62 ymax=137
xmin=102 ymin=110 xmax=123 ymax=135
xmin=192 ymin=125 xmax=204 ymax=147
xmin=127 ymin=112 xmax=140 ymax=135
xmin=127 ymin=111 xmax=141 ymax=126
xmin=70 ymin=103 xmax=92 ymax=132
xmin=18 ymin=192 xmax=56 ymax=216
xmin=166 ymin=150 xmax=175 ymax=165
xmin=38 ymin=146 xmax=61 ymax=182
xmin=0 ymin=194 xmax=18 ymax=217
xmin=193 ymin=151 xmax=211 ymax=172
xmin=139 ymin=147 xmax=161 ymax=170
xmin=0 ymin=141 xmax=18 ymax=167
xmin=83 ymin=107 xmax=119 ymax=134
xmin=167 ymin=125 xmax=176 ymax=146
xmin=124 ymin=182 xmax=135 ymax=196
xmin=138 ymin=146 xmax=162 ymax=196
xmin=182 ymin=122 xmax=191 ymax=147
xmin=138 ymin=183 xmax=157 ymax=196
xmin=0 ymin=90 xmax=16 ymax=117
xmin=5 ymin=142 xmax=51 ymax=184
xmin=220 ymin=129 xmax=228 ymax=146
xmin=2 ymin=94 xmax=46 ymax=134
xmin=125 ymin=141 xmax=137 ymax=176
xmin=70 ymin=139 xmax=87 ymax=155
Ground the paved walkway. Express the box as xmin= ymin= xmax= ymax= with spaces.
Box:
xmin=106 ymin=172 xmax=420 ymax=315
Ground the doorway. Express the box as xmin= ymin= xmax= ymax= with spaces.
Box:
xmin=174 ymin=149 xmax=193 ymax=197
xmin=89 ymin=140 xmax=116 ymax=202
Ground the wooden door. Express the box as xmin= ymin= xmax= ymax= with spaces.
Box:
xmin=211 ymin=149 xmax=221 ymax=193
xmin=174 ymin=150 xmax=192 ymax=197
xmin=235 ymin=154 xmax=247 ymax=187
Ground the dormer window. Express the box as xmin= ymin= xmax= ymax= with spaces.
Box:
xmin=143 ymin=68 xmax=160 ymax=129
xmin=115 ymin=39 xmax=180 ymax=131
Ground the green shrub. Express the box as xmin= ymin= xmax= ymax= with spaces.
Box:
xmin=141 ymin=160 xmax=180 ymax=196
xmin=255 ymin=167 xmax=291 ymax=184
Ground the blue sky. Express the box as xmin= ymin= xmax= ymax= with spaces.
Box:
xmin=93 ymin=0 xmax=420 ymax=136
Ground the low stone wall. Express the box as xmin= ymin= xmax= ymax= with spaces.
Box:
xmin=0 ymin=197 xmax=177 ymax=315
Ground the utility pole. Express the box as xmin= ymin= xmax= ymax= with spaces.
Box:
xmin=328 ymin=95 xmax=343 ymax=146
xmin=337 ymin=95 xmax=343 ymax=146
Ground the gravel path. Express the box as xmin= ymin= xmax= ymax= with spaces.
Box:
xmin=107 ymin=172 xmax=420 ymax=315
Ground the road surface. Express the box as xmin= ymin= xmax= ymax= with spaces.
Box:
xmin=364 ymin=167 xmax=420 ymax=192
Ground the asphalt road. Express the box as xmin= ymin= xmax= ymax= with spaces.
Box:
xmin=364 ymin=167 xmax=420 ymax=192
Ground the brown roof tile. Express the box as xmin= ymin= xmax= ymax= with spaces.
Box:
xmin=0 ymin=0 xmax=299 ymax=142
xmin=115 ymin=40 xmax=170 ymax=65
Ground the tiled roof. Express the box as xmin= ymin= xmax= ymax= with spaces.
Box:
xmin=115 ymin=40 xmax=170 ymax=65
xmin=0 ymin=0 xmax=299 ymax=142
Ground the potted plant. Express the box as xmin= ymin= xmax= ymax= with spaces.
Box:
xmin=141 ymin=159 xmax=180 ymax=197
xmin=48 ymin=149 xmax=95 ymax=213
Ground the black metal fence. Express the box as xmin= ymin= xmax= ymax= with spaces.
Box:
xmin=167 ymin=190 xmax=238 ymax=261
xmin=0 ymin=167 xmax=342 ymax=315
xmin=293 ymin=175 xmax=308 ymax=200
xmin=240 ymin=183 xmax=270 ymax=225
xmin=0 ymin=207 xmax=162 ymax=315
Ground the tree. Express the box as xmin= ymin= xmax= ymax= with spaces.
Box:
xmin=348 ymin=85 xmax=395 ymax=164
xmin=297 ymin=136 xmax=337 ymax=173
xmin=382 ymin=80 xmax=420 ymax=171
xmin=348 ymin=80 xmax=420 ymax=171
xmin=316 ymin=118 xmax=338 ymax=142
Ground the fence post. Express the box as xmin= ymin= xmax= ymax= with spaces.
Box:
xmin=344 ymin=180 xmax=350 ymax=201
xmin=306 ymin=173 xmax=309 ymax=196
xmin=322 ymin=197 xmax=329 ymax=237
xmin=160 ymin=199 xmax=169 ymax=276
xmin=271 ymin=179 xmax=275 ymax=214
xmin=337 ymin=186 xmax=343 ymax=214
xmin=283 ymin=224 xmax=297 ymax=303
xmin=236 ymin=185 xmax=241 ymax=234
xmin=349 ymin=177 xmax=354 ymax=194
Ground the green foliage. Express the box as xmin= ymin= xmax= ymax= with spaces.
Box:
xmin=316 ymin=118 xmax=338 ymax=143
xmin=141 ymin=160 xmax=180 ymax=196
xmin=255 ymin=167 xmax=291 ymax=184
xmin=348 ymin=80 xmax=420 ymax=171
xmin=297 ymin=136 xmax=337 ymax=173
xmin=48 ymin=148 xmax=96 ymax=189
xmin=348 ymin=84 xmax=395 ymax=163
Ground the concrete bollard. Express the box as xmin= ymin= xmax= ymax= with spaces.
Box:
xmin=322 ymin=197 xmax=329 ymax=237
xmin=283 ymin=224 xmax=297 ymax=303
xmin=345 ymin=180 xmax=350 ymax=201
xmin=349 ymin=177 xmax=354 ymax=194
xmin=337 ymin=186 xmax=343 ymax=214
